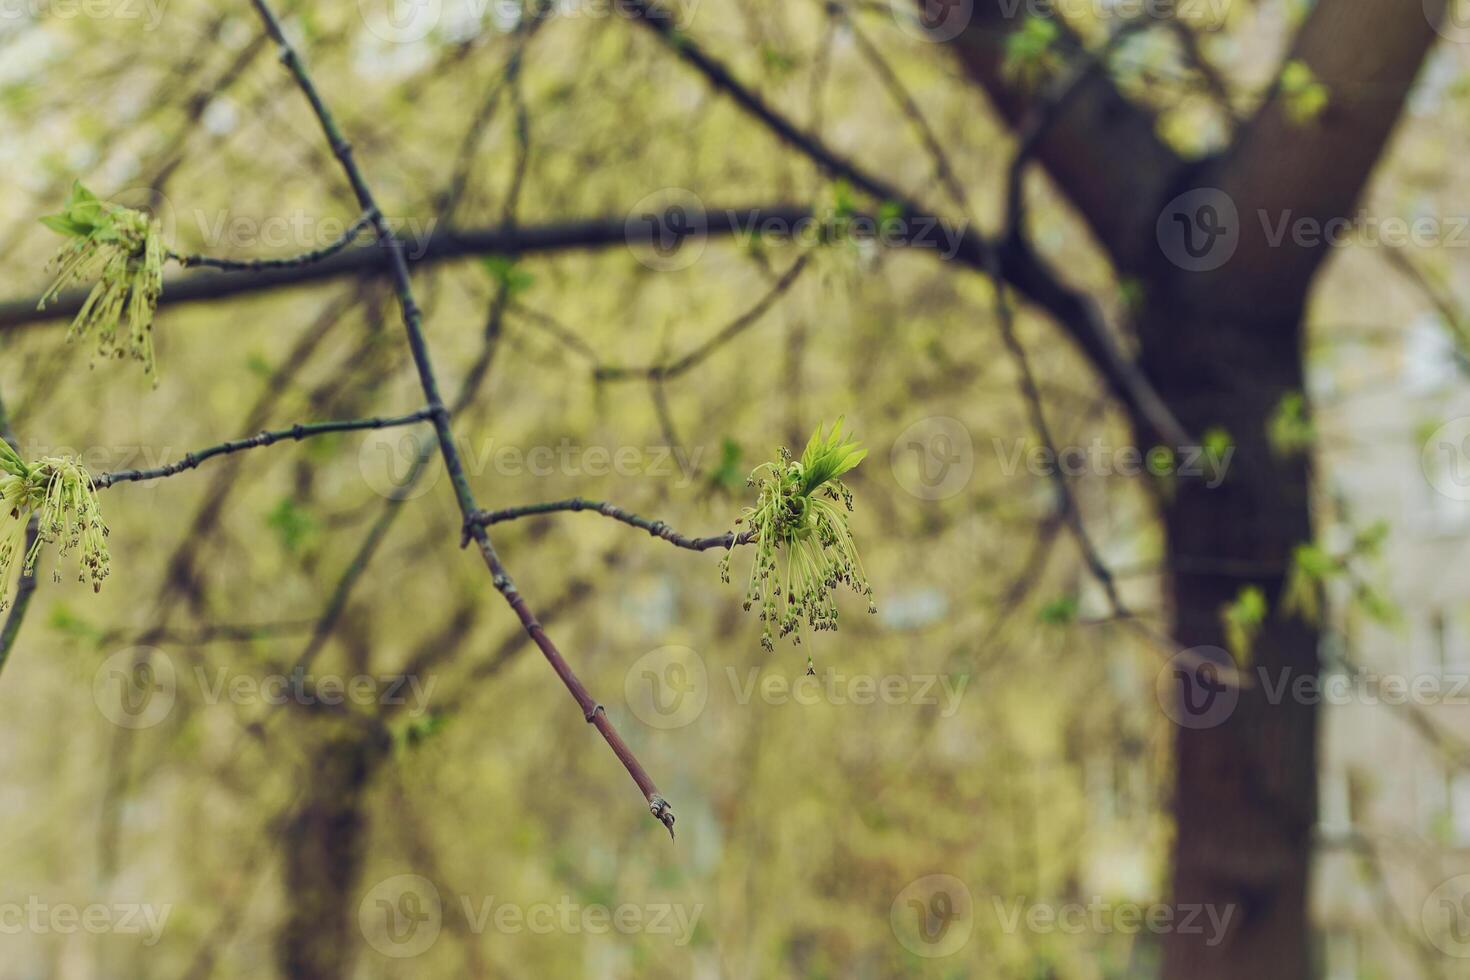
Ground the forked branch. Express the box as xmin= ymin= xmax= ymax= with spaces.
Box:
xmin=247 ymin=0 xmax=677 ymax=836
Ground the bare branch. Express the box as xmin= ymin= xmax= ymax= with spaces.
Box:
xmin=0 ymin=392 xmax=40 ymax=676
xmin=247 ymin=0 xmax=677 ymax=836
xmin=94 ymin=410 xmax=435 ymax=489
xmin=595 ymin=255 xmax=810 ymax=381
xmin=168 ymin=208 xmax=378 ymax=272
xmin=470 ymin=497 xmax=754 ymax=553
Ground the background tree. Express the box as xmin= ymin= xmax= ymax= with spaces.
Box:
xmin=0 ymin=0 xmax=1463 ymax=977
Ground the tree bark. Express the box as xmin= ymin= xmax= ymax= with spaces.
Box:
xmin=277 ymin=730 xmax=387 ymax=980
xmin=1139 ymin=299 xmax=1319 ymax=980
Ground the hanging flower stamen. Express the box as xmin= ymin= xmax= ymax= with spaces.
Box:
xmin=0 ymin=444 xmax=110 ymax=609
xmin=38 ymin=182 xmax=166 ymax=382
xmin=718 ymin=418 xmax=875 ymax=651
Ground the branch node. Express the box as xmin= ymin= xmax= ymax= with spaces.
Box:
xmin=583 ymin=703 xmax=604 ymax=723
xmin=648 ymin=795 xmax=676 ymax=840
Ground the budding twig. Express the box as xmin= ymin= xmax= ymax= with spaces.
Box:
xmin=167 ymin=208 xmax=379 ymax=272
xmin=94 ymin=410 xmax=435 ymax=489
xmin=248 ymin=0 xmax=677 ymax=837
xmin=0 ymin=396 xmax=38 ymax=676
xmin=469 ymin=497 xmax=755 ymax=553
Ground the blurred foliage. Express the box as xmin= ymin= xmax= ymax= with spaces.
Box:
xmin=0 ymin=0 xmax=1461 ymax=977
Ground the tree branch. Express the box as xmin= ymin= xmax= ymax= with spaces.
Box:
xmin=1206 ymin=0 xmax=1444 ymax=302
xmin=0 ymin=396 xmax=39 ymax=677
xmin=928 ymin=0 xmax=1184 ymax=266
xmin=248 ymin=0 xmax=677 ymax=836
xmin=0 ymin=206 xmax=816 ymax=331
xmin=168 ymin=207 xmax=378 ymax=272
xmin=94 ymin=410 xmax=435 ymax=489
xmin=624 ymin=0 xmax=1187 ymax=444
xmin=470 ymin=497 xmax=754 ymax=553
xmin=594 ymin=255 xmax=809 ymax=381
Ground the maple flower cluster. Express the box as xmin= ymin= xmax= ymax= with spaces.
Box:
xmin=0 ymin=442 xmax=110 ymax=610
xmin=37 ymin=182 xmax=165 ymax=381
xmin=720 ymin=419 xmax=875 ymax=651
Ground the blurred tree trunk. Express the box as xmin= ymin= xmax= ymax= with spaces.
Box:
xmin=1139 ymin=303 xmax=1319 ymax=978
xmin=928 ymin=2 xmax=1443 ymax=976
xmin=277 ymin=730 xmax=386 ymax=980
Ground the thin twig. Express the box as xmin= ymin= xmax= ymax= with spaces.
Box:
xmin=248 ymin=0 xmax=677 ymax=836
xmin=94 ymin=409 xmax=434 ymax=488
xmin=470 ymin=497 xmax=754 ymax=552
xmin=595 ymin=255 xmax=810 ymax=381
xmin=0 ymin=391 xmax=40 ymax=676
xmin=167 ymin=208 xmax=379 ymax=272
xmin=622 ymin=0 xmax=1188 ymax=447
